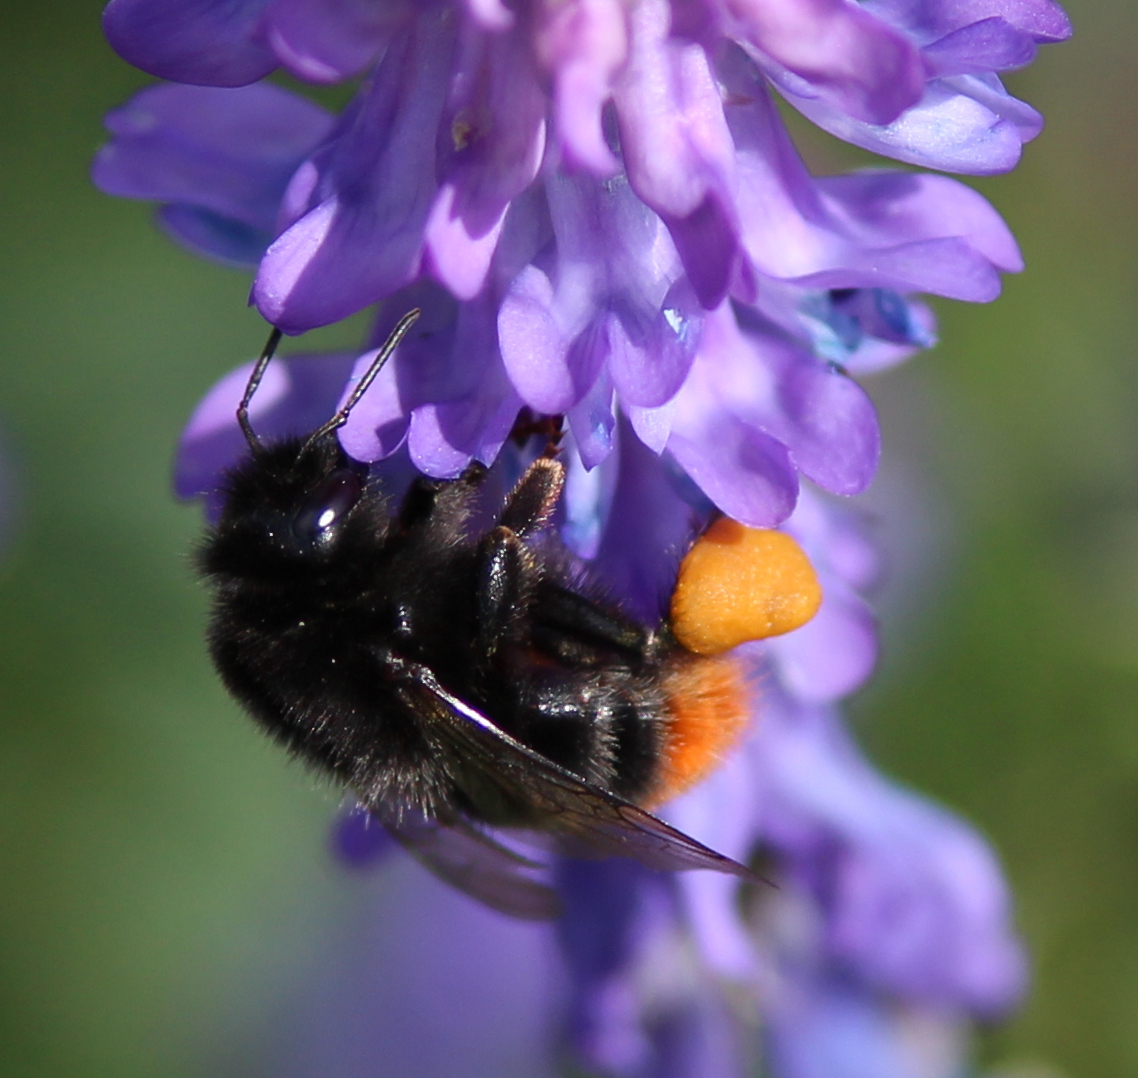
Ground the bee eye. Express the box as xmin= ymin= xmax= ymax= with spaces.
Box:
xmin=293 ymin=470 xmax=364 ymax=542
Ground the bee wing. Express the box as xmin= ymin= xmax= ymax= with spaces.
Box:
xmin=371 ymin=801 xmax=561 ymax=921
xmin=406 ymin=663 xmax=755 ymax=880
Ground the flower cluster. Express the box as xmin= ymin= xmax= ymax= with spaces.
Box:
xmin=98 ymin=0 xmax=1069 ymax=1074
xmin=96 ymin=0 xmax=1066 ymax=527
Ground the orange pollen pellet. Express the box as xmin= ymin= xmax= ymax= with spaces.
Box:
xmin=669 ymin=519 xmax=822 ymax=656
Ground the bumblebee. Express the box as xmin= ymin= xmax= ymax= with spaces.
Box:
xmin=198 ymin=311 xmax=821 ymax=918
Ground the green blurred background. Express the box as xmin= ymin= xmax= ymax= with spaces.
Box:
xmin=0 ymin=2 xmax=1134 ymax=1076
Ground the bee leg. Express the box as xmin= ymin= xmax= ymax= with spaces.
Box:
xmin=498 ymin=457 xmax=565 ymax=538
xmin=475 ymin=525 xmax=529 ymax=655
xmin=532 ymin=583 xmax=649 ymax=660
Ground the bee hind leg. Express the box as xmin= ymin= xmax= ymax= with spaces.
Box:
xmin=498 ymin=457 xmax=565 ymax=538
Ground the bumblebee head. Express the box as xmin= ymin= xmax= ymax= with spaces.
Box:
xmin=200 ymin=434 xmax=386 ymax=584
xmin=200 ymin=310 xmax=423 ymax=583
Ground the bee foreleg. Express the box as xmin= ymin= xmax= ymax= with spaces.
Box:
xmin=475 ymin=525 xmax=530 ymax=655
xmin=498 ymin=457 xmax=565 ymax=538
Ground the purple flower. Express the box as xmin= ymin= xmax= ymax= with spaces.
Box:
xmin=96 ymin=0 xmax=1053 ymax=525
xmin=99 ymin=0 xmax=1069 ymax=287
xmin=97 ymin=75 xmax=1017 ymax=524
xmin=102 ymin=0 xmax=1069 ymax=173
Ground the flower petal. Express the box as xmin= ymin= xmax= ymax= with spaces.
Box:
xmin=862 ymin=0 xmax=1072 ymax=45
xmin=342 ymin=287 xmax=522 ymax=476
xmin=614 ymin=0 xmax=740 ymax=306
xmin=93 ymin=83 xmax=332 ymax=260
xmin=767 ymin=586 xmax=879 ymax=702
xmin=754 ymin=696 xmax=1027 ymax=1015
xmin=567 ymin=367 xmax=617 ymax=470
xmin=783 ymin=75 xmax=1038 ymax=175
xmin=253 ymin=10 xmax=454 ymax=331
xmin=667 ymin=420 xmax=800 ymax=528
xmin=534 ymin=0 xmax=627 ymax=172
xmin=103 ymin=0 xmax=278 ymax=85
xmin=769 ymin=492 xmax=881 ymax=700
xmin=921 ymin=16 xmax=1038 ymax=76
xmin=729 ymin=0 xmax=925 ymax=125
xmin=425 ymin=29 xmax=547 ymax=299
xmin=263 ymin=0 xmax=402 ymax=82
xmin=499 ymin=264 xmax=602 ymax=413
xmin=592 ymin=420 xmax=699 ymax=621
xmin=721 ymin=62 xmax=1021 ymax=298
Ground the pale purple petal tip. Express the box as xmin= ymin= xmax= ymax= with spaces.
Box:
xmin=264 ymin=0 xmax=398 ymax=83
xmin=668 ymin=422 xmax=800 ymax=528
xmin=253 ymin=14 xmax=453 ymax=331
xmin=785 ymin=79 xmax=1033 ymax=175
xmin=735 ymin=0 xmax=926 ymax=126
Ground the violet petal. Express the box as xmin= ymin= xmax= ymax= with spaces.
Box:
xmin=605 ymin=282 xmax=703 ymax=409
xmin=783 ymin=76 xmax=1035 ymax=175
xmin=535 ymin=0 xmax=627 ymax=173
xmin=566 ymin=367 xmax=617 ymax=470
xmin=730 ymin=0 xmax=926 ymax=125
xmin=93 ymin=83 xmax=332 ymax=251
xmin=921 ymin=17 xmax=1038 ymax=77
xmin=614 ymin=0 xmax=739 ymax=306
xmin=498 ymin=264 xmax=601 ymax=413
xmin=763 ymin=345 xmax=881 ymax=496
xmin=425 ymin=26 xmax=548 ymax=299
xmin=501 ymin=172 xmax=694 ymax=414
xmin=253 ymin=10 xmax=454 ymax=332
xmin=342 ymin=287 xmax=523 ymax=477
xmin=754 ymin=697 xmax=1027 ymax=1015
xmin=766 ymin=585 xmax=879 ymax=702
xmin=666 ymin=421 xmax=799 ymax=529
xmin=721 ymin=65 xmax=1021 ymax=298
xmin=263 ymin=0 xmax=402 ymax=82
xmin=103 ymin=0 xmax=278 ymax=86
xmin=862 ymin=0 xmax=1071 ymax=45
xmin=592 ymin=419 xmax=698 ymax=622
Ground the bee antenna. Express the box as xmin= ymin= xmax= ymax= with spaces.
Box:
xmin=237 ymin=326 xmax=284 ymax=455
xmin=300 ymin=308 xmax=421 ymax=456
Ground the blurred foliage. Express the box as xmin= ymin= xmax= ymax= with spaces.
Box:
xmin=0 ymin=2 xmax=1134 ymax=1077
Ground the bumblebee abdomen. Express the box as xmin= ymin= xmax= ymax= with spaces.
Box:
xmin=648 ymin=653 xmax=752 ymax=807
xmin=478 ymin=646 xmax=752 ymax=812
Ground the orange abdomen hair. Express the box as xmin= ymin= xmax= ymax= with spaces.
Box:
xmin=647 ymin=654 xmax=753 ymax=807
